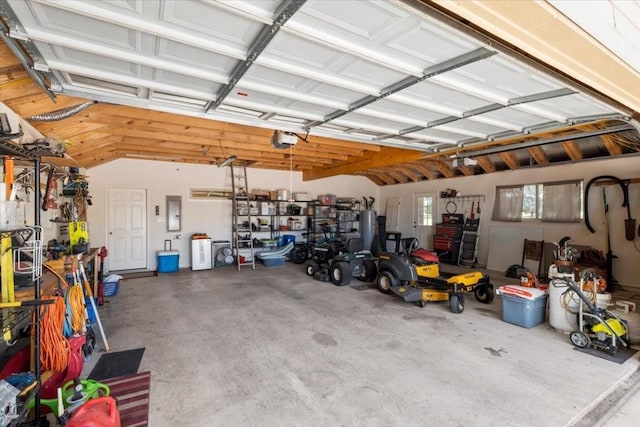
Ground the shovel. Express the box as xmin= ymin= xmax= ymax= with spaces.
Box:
xmin=623 ymin=182 xmax=636 ymax=241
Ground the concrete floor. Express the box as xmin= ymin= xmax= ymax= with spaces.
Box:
xmin=82 ymin=263 xmax=639 ymax=427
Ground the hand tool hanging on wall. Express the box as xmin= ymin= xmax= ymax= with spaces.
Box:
xmin=602 ymin=187 xmax=616 ymax=290
xmin=623 ymin=181 xmax=636 ymax=241
xmin=42 ymin=167 xmax=58 ymax=211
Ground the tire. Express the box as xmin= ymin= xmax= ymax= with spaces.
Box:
xmin=305 ymin=262 xmax=317 ymax=276
xmin=376 ymin=271 xmax=398 ymax=294
xmin=449 ymin=293 xmax=464 ymax=314
xmin=291 ymin=245 xmax=308 ymax=264
xmin=416 ymin=300 xmax=426 ymax=308
xmin=358 ymin=260 xmax=377 ymax=282
xmin=570 ymin=331 xmax=590 ymax=348
xmin=330 ymin=262 xmax=352 ymax=286
xmin=474 ymin=285 xmax=495 ymax=304
xmin=609 ymin=345 xmax=618 ymax=356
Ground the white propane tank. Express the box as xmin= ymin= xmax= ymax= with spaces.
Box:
xmin=548 ymin=274 xmax=579 ymax=333
xmin=613 ymin=301 xmax=640 ymax=345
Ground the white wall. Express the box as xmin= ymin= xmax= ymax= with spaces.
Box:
xmin=86 ymin=159 xmax=379 ymax=272
xmin=378 ymin=156 xmax=640 ymax=289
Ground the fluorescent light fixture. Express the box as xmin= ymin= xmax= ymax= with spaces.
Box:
xmin=218 ymin=155 xmax=237 ymax=167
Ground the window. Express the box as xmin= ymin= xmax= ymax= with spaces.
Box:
xmin=493 ymin=180 xmax=583 ymax=222
xmin=417 ymin=195 xmax=433 ymax=226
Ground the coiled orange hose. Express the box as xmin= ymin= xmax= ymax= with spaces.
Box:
xmin=38 ymin=295 xmax=70 ymax=373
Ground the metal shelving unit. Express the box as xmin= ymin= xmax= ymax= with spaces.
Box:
xmin=1 ymin=137 xmax=62 ymax=424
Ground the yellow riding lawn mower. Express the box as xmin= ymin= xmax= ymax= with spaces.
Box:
xmin=376 ymin=238 xmax=494 ymax=313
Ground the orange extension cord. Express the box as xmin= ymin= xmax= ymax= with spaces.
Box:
xmin=68 ymin=283 xmax=86 ymax=334
xmin=37 ymin=295 xmax=70 ymax=373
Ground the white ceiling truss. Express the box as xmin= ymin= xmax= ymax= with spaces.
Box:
xmin=0 ymin=0 xmax=637 ymax=157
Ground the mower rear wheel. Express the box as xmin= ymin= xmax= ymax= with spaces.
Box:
xmin=376 ymin=271 xmax=398 ymax=294
xmin=474 ymin=285 xmax=494 ymax=304
xmin=305 ymin=262 xmax=318 ymax=276
xmin=358 ymin=260 xmax=378 ymax=282
xmin=330 ymin=262 xmax=352 ymax=286
xmin=449 ymin=293 xmax=464 ymax=314
xmin=291 ymin=245 xmax=308 ymax=264
xmin=569 ymin=331 xmax=590 ymax=348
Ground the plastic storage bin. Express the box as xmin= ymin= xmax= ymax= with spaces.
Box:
xmin=499 ymin=287 xmax=548 ymax=328
xmin=103 ymin=280 xmax=120 ymax=297
xmin=157 ymin=240 xmax=179 ymax=273
xmin=261 ymin=257 xmax=286 ymax=268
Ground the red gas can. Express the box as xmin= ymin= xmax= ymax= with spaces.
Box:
xmin=67 ymin=396 xmax=121 ymax=427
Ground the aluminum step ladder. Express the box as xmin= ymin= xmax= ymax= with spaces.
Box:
xmin=458 ymin=214 xmax=480 ymax=267
xmin=229 ymin=162 xmax=255 ymax=270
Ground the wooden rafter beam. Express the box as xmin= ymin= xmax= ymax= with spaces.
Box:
xmin=457 ymin=165 xmax=475 ymax=176
xmin=527 ymin=146 xmax=549 ymax=165
xmin=498 ymin=152 xmax=519 ymax=170
xmin=412 ymin=163 xmax=435 ymax=180
xmin=475 ymin=156 xmax=495 ymax=173
xmin=387 ymin=169 xmax=409 ymax=184
xmin=429 ymin=160 xmax=454 ymax=178
xmin=397 ymin=166 xmax=422 ymax=182
xmin=599 ymin=135 xmax=623 ymax=156
xmin=302 ymin=147 xmax=425 ymax=181
xmin=561 ymin=141 xmax=583 ymax=161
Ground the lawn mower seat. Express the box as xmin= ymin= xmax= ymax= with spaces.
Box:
xmin=411 ymin=249 xmax=439 ymax=265
xmin=345 ymin=237 xmax=364 ymax=253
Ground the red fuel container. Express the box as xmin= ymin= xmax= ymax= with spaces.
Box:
xmin=67 ymin=396 xmax=121 ymax=427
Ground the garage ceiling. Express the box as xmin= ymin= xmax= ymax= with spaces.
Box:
xmin=1 ymin=0 xmax=639 ymax=185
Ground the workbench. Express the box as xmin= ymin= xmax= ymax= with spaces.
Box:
xmin=15 ymin=247 xmax=101 ymax=301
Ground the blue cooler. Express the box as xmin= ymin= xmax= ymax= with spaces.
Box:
xmin=157 ymin=239 xmax=179 ymax=273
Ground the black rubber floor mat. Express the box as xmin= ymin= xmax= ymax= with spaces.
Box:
xmin=573 ymin=346 xmax=638 ymax=364
xmin=88 ymin=348 xmax=145 ymax=381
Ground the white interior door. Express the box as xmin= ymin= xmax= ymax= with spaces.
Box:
xmin=385 ymin=197 xmax=401 ymax=232
xmin=413 ymin=192 xmax=436 ymax=250
xmin=107 ymin=187 xmax=147 ymax=271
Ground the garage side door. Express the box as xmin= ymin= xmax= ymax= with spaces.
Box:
xmin=107 ymin=187 xmax=147 ymax=271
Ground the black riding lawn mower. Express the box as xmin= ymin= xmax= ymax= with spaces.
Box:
xmin=305 ymin=237 xmax=377 ymax=286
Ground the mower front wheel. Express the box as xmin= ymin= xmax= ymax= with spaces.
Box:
xmin=474 ymin=285 xmax=495 ymax=304
xmin=330 ymin=262 xmax=352 ymax=286
xmin=570 ymin=331 xmax=591 ymax=348
xmin=305 ymin=262 xmax=318 ymax=276
xmin=449 ymin=293 xmax=464 ymax=314
xmin=376 ymin=271 xmax=398 ymax=294
xmin=416 ymin=300 xmax=426 ymax=308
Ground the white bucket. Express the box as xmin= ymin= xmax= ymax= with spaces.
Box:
xmin=548 ymin=278 xmax=579 ymax=332
xmin=595 ymin=292 xmax=612 ymax=309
